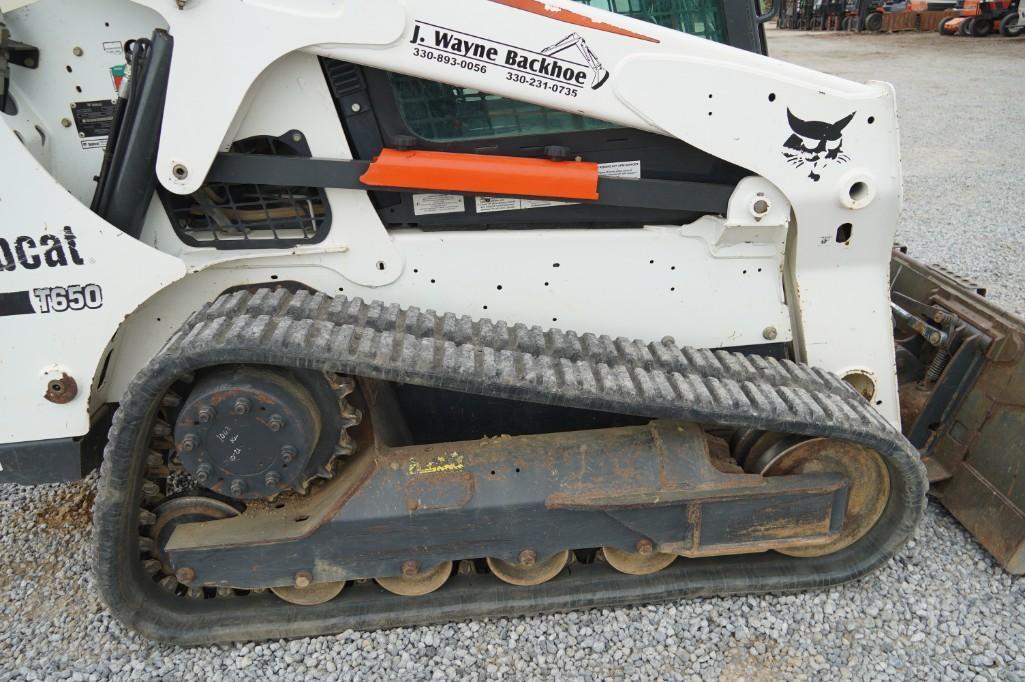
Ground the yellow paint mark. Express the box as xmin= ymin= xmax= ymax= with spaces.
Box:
xmin=408 ymin=451 xmax=465 ymax=476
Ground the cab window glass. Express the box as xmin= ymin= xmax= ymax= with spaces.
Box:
xmin=391 ymin=0 xmax=727 ymax=142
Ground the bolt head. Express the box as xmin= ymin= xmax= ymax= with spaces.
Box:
xmin=230 ymin=479 xmax=245 ymax=496
xmin=60 ymin=118 xmax=73 ymax=128
xmin=294 ymin=570 xmax=313 ymax=589
xmin=636 ymin=539 xmax=655 ymax=556
xmin=194 ymin=464 xmax=212 ymax=484
xmin=281 ymin=445 xmax=297 ymax=464
xmin=175 ymin=567 xmax=196 ymax=585
xmin=267 ymin=414 xmax=285 ymax=432
xmin=351 ymin=102 xmax=362 ymax=113
xmin=763 ymin=326 xmax=779 ymax=341
xmin=180 ymin=434 xmax=199 ymax=452
xmin=232 ymin=397 xmax=251 ymax=415
xmin=292 ymin=132 xmax=303 ymax=143
xmin=752 ymin=199 xmax=770 ymax=216
xmin=401 ymin=560 xmax=419 ymax=577
xmin=265 ymin=471 xmax=281 ymax=487
xmin=72 ymin=46 xmax=84 ymax=57
xmin=197 ymin=406 xmax=215 ymax=423
xmin=518 ymin=550 xmax=537 ymax=567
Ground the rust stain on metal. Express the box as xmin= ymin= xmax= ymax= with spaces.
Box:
xmin=44 ymin=373 xmax=77 ymax=404
xmin=405 ymin=470 xmax=475 ymax=511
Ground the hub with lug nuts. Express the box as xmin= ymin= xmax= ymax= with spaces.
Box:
xmin=172 ymin=368 xmax=351 ymax=500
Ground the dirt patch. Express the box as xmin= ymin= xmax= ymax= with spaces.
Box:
xmin=35 ymin=483 xmax=96 ymax=531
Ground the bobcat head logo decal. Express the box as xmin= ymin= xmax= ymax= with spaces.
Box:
xmin=782 ymin=109 xmax=855 ymax=182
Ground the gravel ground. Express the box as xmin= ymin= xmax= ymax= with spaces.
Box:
xmin=3 ymin=28 xmax=1025 ymax=682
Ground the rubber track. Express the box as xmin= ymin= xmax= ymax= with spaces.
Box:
xmin=94 ymin=288 xmax=928 ymax=644
xmin=201 ymin=289 xmax=859 ymax=402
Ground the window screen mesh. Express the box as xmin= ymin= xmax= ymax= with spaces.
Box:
xmin=391 ymin=0 xmax=726 ymax=142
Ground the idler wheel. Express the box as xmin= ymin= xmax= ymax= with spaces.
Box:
xmin=150 ymin=496 xmax=240 ymax=575
xmin=746 ymin=437 xmax=890 ymax=558
xmin=487 ymin=550 xmax=570 ymax=586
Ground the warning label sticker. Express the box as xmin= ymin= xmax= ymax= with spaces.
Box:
xmin=476 ymin=161 xmax=641 ymax=214
xmin=476 ymin=196 xmax=569 ymax=214
xmin=412 ymin=194 xmax=466 ymax=216
xmin=71 ymin=99 xmax=115 ymax=150
xmin=596 ymin=160 xmax=641 ymax=180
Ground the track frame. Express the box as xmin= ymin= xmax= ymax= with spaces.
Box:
xmin=93 ymin=288 xmax=927 ymax=644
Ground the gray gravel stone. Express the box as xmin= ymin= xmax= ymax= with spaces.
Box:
xmin=1 ymin=25 xmax=1024 ymax=682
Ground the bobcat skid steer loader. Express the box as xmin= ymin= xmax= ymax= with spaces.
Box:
xmin=1 ymin=0 xmax=1023 ymax=645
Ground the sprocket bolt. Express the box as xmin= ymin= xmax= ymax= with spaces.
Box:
xmin=267 ymin=414 xmax=285 ymax=432
xmin=197 ymin=406 xmax=215 ymax=423
xmin=402 ymin=560 xmax=419 ymax=577
xmin=281 ymin=445 xmax=297 ymax=464
xmin=194 ymin=463 xmax=213 ymax=484
xmin=230 ymin=479 xmax=246 ymax=497
xmin=232 ymin=397 xmax=251 ymax=415
xmin=265 ymin=471 xmax=281 ymax=487
xmin=518 ymin=550 xmax=537 ymax=567
xmin=180 ymin=434 xmax=199 ymax=452
xmin=294 ymin=570 xmax=313 ymax=589
xmin=636 ymin=539 xmax=655 ymax=556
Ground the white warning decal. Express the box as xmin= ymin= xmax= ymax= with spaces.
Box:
xmin=476 ymin=161 xmax=641 ymax=213
xmin=412 ymin=194 xmax=466 ymax=216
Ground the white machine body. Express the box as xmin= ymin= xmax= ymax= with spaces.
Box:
xmin=0 ymin=0 xmax=902 ymax=449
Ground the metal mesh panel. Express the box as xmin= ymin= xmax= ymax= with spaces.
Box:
xmin=391 ymin=0 xmax=726 ymax=142
xmin=161 ymin=135 xmax=330 ymax=249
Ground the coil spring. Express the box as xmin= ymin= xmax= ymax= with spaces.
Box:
xmin=926 ymin=348 xmax=950 ymax=383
